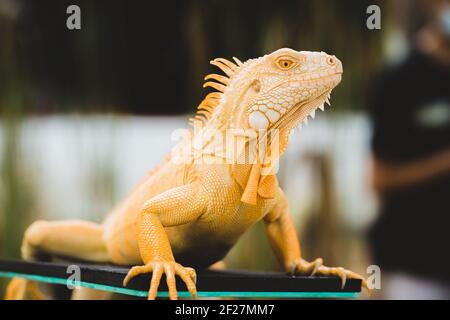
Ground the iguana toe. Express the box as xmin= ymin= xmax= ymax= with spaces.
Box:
xmin=123 ymin=261 xmax=197 ymax=300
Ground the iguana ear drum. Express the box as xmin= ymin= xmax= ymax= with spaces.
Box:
xmin=249 ymin=111 xmax=269 ymax=129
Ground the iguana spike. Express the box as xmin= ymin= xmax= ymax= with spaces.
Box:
xmin=205 ymin=92 xmax=222 ymax=100
xmin=197 ymin=109 xmax=212 ymax=118
xmin=210 ymin=60 xmax=234 ymax=77
xmin=232 ymin=57 xmax=243 ymax=66
xmin=198 ymin=106 xmax=214 ymax=114
xmin=198 ymin=102 xmax=216 ymax=110
xmin=189 ymin=114 xmax=206 ymax=127
xmin=214 ymin=58 xmax=237 ymax=71
xmin=194 ymin=114 xmax=209 ymax=124
xmin=192 ymin=91 xmax=222 ymax=127
xmin=201 ymin=98 xmax=220 ymax=107
xmin=201 ymin=100 xmax=218 ymax=109
xmin=204 ymin=74 xmax=230 ymax=86
xmin=203 ymin=81 xmax=226 ymax=93
xmin=197 ymin=108 xmax=214 ymax=119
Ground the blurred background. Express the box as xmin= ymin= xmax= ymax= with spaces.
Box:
xmin=0 ymin=0 xmax=449 ymax=299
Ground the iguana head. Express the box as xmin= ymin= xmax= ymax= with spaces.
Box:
xmin=193 ymin=48 xmax=342 ymax=153
xmin=237 ymin=48 xmax=342 ymax=131
xmin=185 ymin=48 xmax=342 ymax=204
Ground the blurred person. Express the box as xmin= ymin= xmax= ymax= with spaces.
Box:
xmin=368 ymin=0 xmax=450 ymax=299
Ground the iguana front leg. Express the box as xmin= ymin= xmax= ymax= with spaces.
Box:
xmin=264 ymin=189 xmax=368 ymax=290
xmin=123 ymin=183 xmax=205 ymax=300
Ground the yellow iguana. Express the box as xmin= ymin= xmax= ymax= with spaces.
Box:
xmin=6 ymin=48 xmax=367 ymax=300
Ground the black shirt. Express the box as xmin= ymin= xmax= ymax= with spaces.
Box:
xmin=368 ymin=50 xmax=450 ymax=284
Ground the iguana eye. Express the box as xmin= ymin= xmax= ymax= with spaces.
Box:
xmin=276 ymin=57 xmax=296 ymax=70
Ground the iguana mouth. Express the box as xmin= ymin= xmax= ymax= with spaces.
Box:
xmin=254 ymin=89 xmax=332 ymax=157
xmin=251 ymin=71 xmax=341 ymax=132
xmin=273 ymin=89 xmax=333 ymax=132
xmin=282 ymin=72 xmax=341 ymax=129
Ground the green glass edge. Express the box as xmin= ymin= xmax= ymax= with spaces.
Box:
xmin=0 ymin=271 xmax=358 ymax=298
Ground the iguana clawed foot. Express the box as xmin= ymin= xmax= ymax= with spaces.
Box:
xmin=289 ymin=258 xmax=370 ymax=294
xmin=123 ymin=261 xmax=197 ymax=300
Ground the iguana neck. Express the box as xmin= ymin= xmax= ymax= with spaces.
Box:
xmin=191 ymin=117 xmax=281 ymax=206
xmin=196 ymin=70 xmax=289 ymax=161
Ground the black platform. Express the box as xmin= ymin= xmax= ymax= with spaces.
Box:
xmin=0 ymin=259 xmax=361 ymax=298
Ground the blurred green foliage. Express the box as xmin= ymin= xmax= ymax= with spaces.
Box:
xmin=1 ymin=0 xmax=384 ymax=115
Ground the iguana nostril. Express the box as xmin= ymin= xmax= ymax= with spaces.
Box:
xmin=326 ymin=56 xmax=336 ymax=66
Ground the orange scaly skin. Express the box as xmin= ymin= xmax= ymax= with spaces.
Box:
xmin=6 ymin=48 xmax=367 ymax=300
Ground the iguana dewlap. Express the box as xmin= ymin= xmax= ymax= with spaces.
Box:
xmin=6 ymin=48 xmax=368 ymax=300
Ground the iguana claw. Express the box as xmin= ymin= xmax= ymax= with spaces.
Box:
xmin=289 ymin=257 xmax=323 ymax=276
xmin=289 ymin=258 xmax=371 ymax=296
xmin=315 ymin=264 xmax=371 ymax=296
xmin=123 ymin=261 xmax=197 ymax=300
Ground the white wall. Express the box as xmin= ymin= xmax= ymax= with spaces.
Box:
xmin=0 ymin=114 xmax=377 ymax=230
